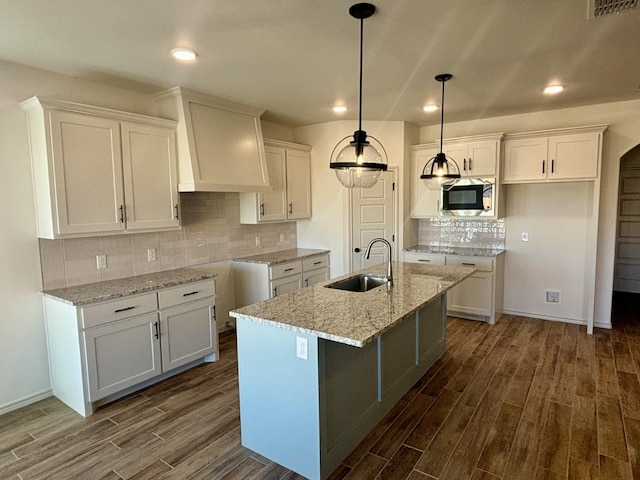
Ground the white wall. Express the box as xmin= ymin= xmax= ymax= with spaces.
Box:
xmin=420 ymin=99 xmax=640 ymax=327
xmin=293 ymin=121 xmax=417 ymax=277
xmin=0 ymin=60 xmax=163 ymax=412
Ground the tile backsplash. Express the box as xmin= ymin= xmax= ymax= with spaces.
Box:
xmin=39 ymin=192 xmax=297 ymax=289
xmin=418 ymin=217 xmax=506 ymax=248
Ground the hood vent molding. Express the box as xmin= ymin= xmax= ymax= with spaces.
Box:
xmin=589 ymin=0 xmax=637 ymax=18
xmin=154 ymin=87 xmax=271 ymax=193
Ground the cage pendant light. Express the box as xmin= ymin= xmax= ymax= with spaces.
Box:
xmin=420 ymin=74 xmax=461 ymax=190
xmin=329 ymin=3 xmax=388 ymax=189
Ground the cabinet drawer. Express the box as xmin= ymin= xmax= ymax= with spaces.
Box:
xmin=270 ymin=260 xmax=302 ymax=280
xmin=303 ymin=255 xmax=329 ymax=271
xmin=158 ymin=280 xmax=216 ymax=309
xmin=81 ymin=293 xmax=158 ymax=329
xmin=403 ymin=251 xmax=445 ymax=265
xmin=445 ymin=255 xmax=493 ymax=272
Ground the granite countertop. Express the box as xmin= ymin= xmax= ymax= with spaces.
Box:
xmin=42 ymin=267 xmax=217 ymax=306
xmin=230 ymin=261 xmax=474 ymax=348
xmin=232 ymin=248 xmax=330 ymax=265
xmin=404 ymin=245 xmax=505 ymax=257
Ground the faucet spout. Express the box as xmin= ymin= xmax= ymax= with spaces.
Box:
xmin=363 ymin=237 xmax=393 ymax=285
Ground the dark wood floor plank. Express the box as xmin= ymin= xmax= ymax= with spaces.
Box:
xmin=378 ymin=445 xmax=422 ymax=480
xmin=537 ymin=401 xmax=572 ymax=473
xmin=503 ymin=419 xmax=542 ymax=480
xmin=575 ymin=356 xmax=597 ymax=399
xmin=476 ymin=402 xmax=523 ymax=476
xmin=404 ymin=388 xmax=460 ymax=451
xmin=599 ymin=454 xmax=633 ymax=480
xmin=596 ymin=356 xmax=620 ymax=397
xmin=471 ymin=468 xmax=501 ymax=480
xmin=369 ymin=393 xmax=435 ymax=459
xmin=597 ymin=394 xmax=629 ymax=462
xmin=594 ymin=329 xmax=613 ymax=358
xmin=623 ymin=415 xmax=640 ymax=480
xmin=616 ymin=371 xmax=640 ymax=420
xmin=568 ymin=457 xmax=599 ymax=480
xmin=343 ymin=452 xmax=386 ymax=480
xmin=613 ymin=341 xmax=637 ymax=373
xmin=570 ymin=395 xmax=598 ymax=465
xmin=128 ymin=459 xmax=172 ymax=479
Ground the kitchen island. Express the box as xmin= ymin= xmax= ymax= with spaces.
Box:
xmin=230 ymin=261 xmax=474 ymax=480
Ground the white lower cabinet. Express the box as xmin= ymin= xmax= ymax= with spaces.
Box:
xmin=84 ymin=312 xmax=162 ymax=401
xmin=234 ymin=253 xmax=330 ymax=307
xmin=44 ymin=279 xmax=216 ymax=417
xmin=403 ymin=251 xmax=504 ymax=324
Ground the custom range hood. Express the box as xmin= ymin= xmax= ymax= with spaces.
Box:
xmin=154 ymin=87 xmax=271 ymax=193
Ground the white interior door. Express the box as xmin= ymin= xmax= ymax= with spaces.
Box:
xmin=351 ymin=170 xmax=395 ymax=272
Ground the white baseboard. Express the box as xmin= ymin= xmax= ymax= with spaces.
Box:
xmin=501 ymin=310 xmax=612 ymax=330
xmin=0 ymin=389 xmax=53 ymax=415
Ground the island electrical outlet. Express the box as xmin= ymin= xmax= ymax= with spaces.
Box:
xmin=296 ymin=336 xmax=308 ymax=360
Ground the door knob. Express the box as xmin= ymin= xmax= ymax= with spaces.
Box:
xmin=354 ymin=247 xmax=361 ymax=252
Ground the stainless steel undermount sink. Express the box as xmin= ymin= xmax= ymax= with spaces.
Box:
xmin=324 ymin=274 xmax=389 ymax=293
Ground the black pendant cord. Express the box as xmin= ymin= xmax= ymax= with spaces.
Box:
xmin=358 ymin=16 xmax=364 ymax=133
xmin=439 ymin=79 xmax=445 ymax=154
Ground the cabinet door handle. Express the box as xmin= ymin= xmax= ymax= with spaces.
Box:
xmin=354 ymin=247 xmax=361 ymax=253
xmin=468 ymin=158 xmax=473 ymax=171
xmin=260 ymin=203 xmax=265 ymax=216
xmin=418 ymin=259 xmax=431 ymax=263
xmin=212 ymin=305 xmax=216 ymax=320
xmin=154 ymin=321 xmax=160 ymax=340
xmin=462 ymin=262 xmax=476 ymax=266
xmin=289 ymin=203 xmax=293 ymax=215
xmin=174 ymin=204 xmax=179 ymax=220
xmin=182 ymin=291 xmax=199 ymax=297
xmin=305 ymin=279 xmax=309 ymax=287
xmin=551 ymin=159 xmax=555 ymax=173
xmin=542 ymin=160 xmax=545 ymax=174
xmin=119 ymin=205 xmax=125 ymax=223
xmin=284 ymin=267 xmax=295 ymax=272
xmin=273 ymin=287 xmax=278 ymax=297
xmin=463 ymin=158 xmax=467 ymax=171
xmin=114 ymin=306 xmax=135 ymax=313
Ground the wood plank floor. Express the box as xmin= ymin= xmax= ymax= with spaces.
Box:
xmin=2 ymin=293 xmax=640 ymax=479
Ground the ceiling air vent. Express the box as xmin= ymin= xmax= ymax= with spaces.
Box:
xmin=588 ymin=0 xmax=637 ymax=18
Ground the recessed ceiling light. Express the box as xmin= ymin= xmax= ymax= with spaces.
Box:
xmin=332 ymin=105 xmax=348 ymax=113
xmin=543 ymin=84 xmax=564 ymax=95
xmin=423 ymin=105 xmax=439 ymax=113
xmin=171 ymin=47 xmax=197 ymax=61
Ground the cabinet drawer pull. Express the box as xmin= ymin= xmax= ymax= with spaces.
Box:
xmin=114 ymin=306 xmax=136 ymax=313
xmin=182 ymin=291 xmax=199 ymax=297
xmin=418 ymin=259 xmax=431 ymax=262
xmin=313 ymin=261 xmax=322 ymax=265
xmin=154 ymin=321 xmax=159 ymax=339
xmin=284 ymin=268 xmax=295 ymax=272
xmin=174 ymin=204 xmax=179 ymax=220
xmin=462 ymin=262 xmax=476 ymax=266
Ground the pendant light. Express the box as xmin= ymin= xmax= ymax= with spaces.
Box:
xmin=420 ymin=74 xmax=461 ymax=190
xmin=329 ymin=3 xmax=388 ymax=189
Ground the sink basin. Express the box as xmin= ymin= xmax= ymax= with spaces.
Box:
xmin=324 ymin=274 xmax=389 ymax=293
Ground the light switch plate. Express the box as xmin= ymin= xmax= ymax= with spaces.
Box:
xmin=96 ymin=254 xmax=107 ymax=269
xmin=521 ymin=232 xmax=529 ymax=242
xmin=147 ymin=248 xmax=157 ymax=262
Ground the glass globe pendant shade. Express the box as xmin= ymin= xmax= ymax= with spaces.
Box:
xmin=420 ymin=151 xmax=460 ymax=190
xmin=330 ymin=130 xmax=388 ymax=188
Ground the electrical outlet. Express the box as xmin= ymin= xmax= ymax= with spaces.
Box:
xmin=279 ymin=233 xmax=285 ymax=243
xmin=521 ymin=232 xmax=529 ymax=242
xmin=147 ymin=248 xmax=157 ymax=262
xmin=255 ymin=236 xmax=261 ymax=247
xmin=96 ymin=254 xmax=107 ymax=269
xmin=545 ymin=290 xmax=561 ymax=304
xmin=296 ymin=336 xmax=308 ymax=360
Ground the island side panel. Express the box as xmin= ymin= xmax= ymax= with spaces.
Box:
xmin=236 ymin=317 xmax=322 ymax=480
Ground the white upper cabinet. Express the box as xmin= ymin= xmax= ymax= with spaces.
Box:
xmin=154 ymin=87 xmax=270 ymax=193
xmin=442 ymin=135 xmax=502 ymax=177
xmin=21 ymin=97 xmax=179 ymax=239
xmin=410 ymin=145 xmax=440 ymax=218
xmin=239 ymin=139 xmax=312 ymax=224
xmin=503 ymin=125 xmax=607 ymax=184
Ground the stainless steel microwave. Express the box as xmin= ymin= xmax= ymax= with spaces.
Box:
xmin=441 ymin=178 xmax=494 ymax=216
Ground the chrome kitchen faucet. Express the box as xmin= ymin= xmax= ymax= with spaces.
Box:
xmin=364 ymin=238 xmax=393 ymax=286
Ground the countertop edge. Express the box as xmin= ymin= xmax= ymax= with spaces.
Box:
xmin=232 ymin=248 xmax=331 ymax=265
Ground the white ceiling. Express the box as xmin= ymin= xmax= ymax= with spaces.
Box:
xmin=1 ymin=0 xmax=639 ymax=127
